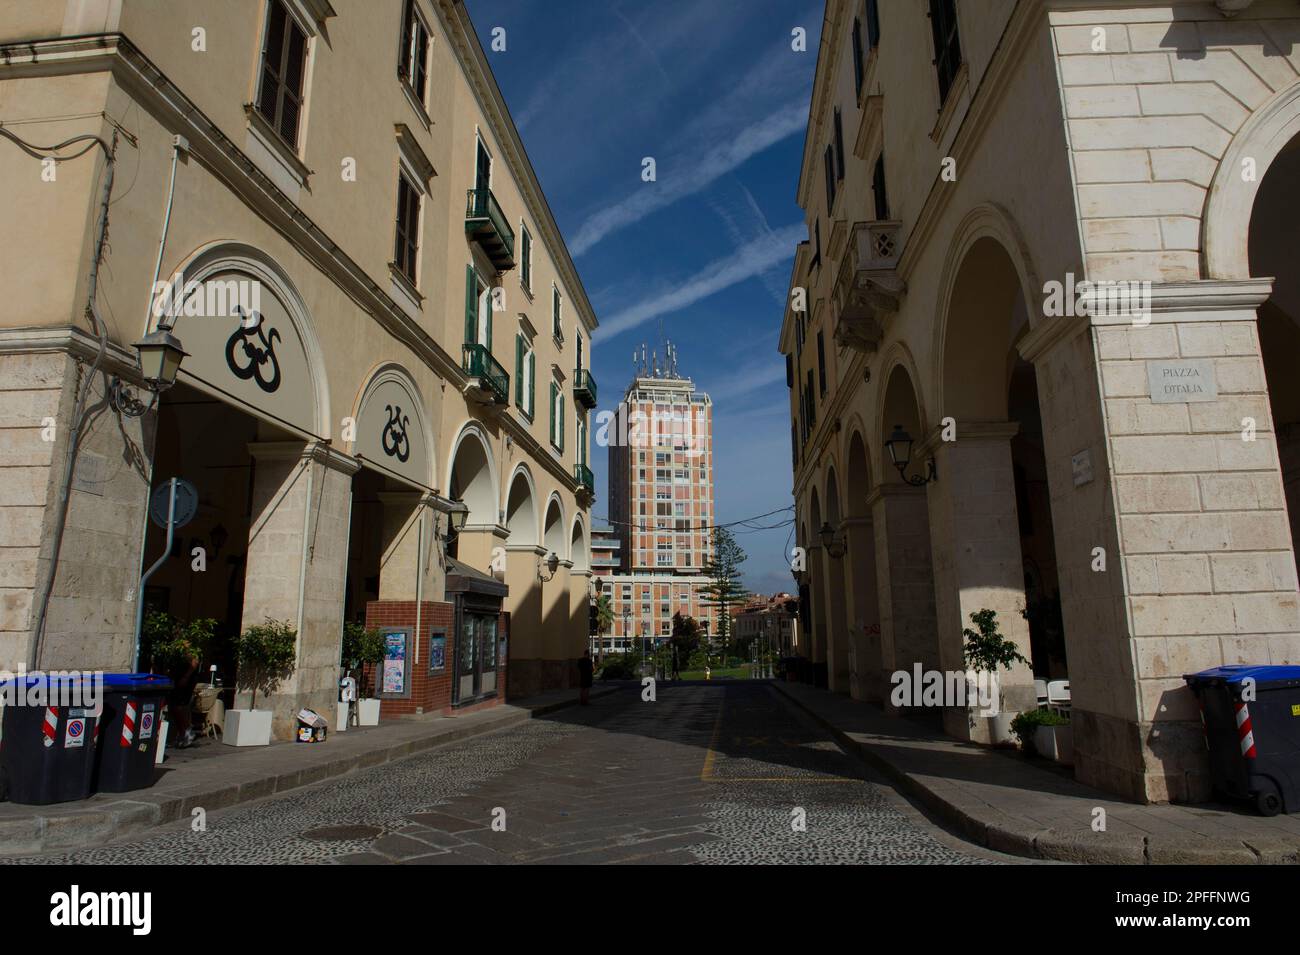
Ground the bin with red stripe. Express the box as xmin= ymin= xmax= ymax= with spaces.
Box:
xmin=0 ymin=674 xmax=101 ymax=805
xmin=93 ymin=673 xmax=172 ymax=794
xmin=1185 ymin=665 xmax=1300 ymax=816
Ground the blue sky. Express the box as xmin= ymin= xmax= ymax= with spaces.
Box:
xmin=467 ymin=0 xmax=821 ymax=596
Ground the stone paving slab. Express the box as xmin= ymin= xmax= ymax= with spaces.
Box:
xmin=772 ymin=680 xmax=1300 ymax=864
xmin=0 ymin=686 xmax=619 ymax=857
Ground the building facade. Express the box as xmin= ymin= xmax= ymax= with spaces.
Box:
xmin=0 ymin=0 xmax=596 ymax=735
xmin=782 ymin=0 xmax=1300 ymax=803
xmin=598 ymin=351 xmax=719 ymax=651
xmin=733 ymin=593 xmax=799 ymax=657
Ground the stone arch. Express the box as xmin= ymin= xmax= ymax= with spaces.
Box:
xmin=824 ymin=467 xmax=842 ymax=527
xmin=570 ymin=513 xmax=589 ymax=572
xmin=1203 ymin=79 xmax=1300 ymax=280
xmin=446 ymin=422 xmax=498 ymax=527
xmin=877 ymin=362 xmax=927 ymax=486
xmin=159 ymin=240 xmax=330 ymax=438
xmin=930 ymin=204 xmax=1039 ymax=418
xmin=542 ymin=493 xmax=566 ymax=557
xmin=844 ymin=429 xmax=871 ymax=518
xmin=351 ymin=363 xmax=434 ymax=490
xmin=504 ymin=464 xmax=539 ymax=547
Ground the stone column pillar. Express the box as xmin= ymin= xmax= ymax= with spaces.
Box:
xmin=541 ymin=559 xmax=572 ymax=689
xmin=869 ymin=484 xmax=939 ymax=713
xmin=818 ymin=542 xmax=851 ymax=693
xmin=570 ymin=566 xmax=593 ymax=673
xmin=924 ymin=423 xmax=1036 ymax=742
xmin=1082 ymin=280 xmax=1300 ymax=802
xmin=502 ymin=543 xmax=545 ymax=697
xmin=841 ymin=515 xmax=881 ymax=702
xmin=377 ymin=491 xmax=422 ymax=600
xmin=240 ymin=441 xmax=358 ymax=738
xmin=805 ymin=543 xmax=828 ymax=681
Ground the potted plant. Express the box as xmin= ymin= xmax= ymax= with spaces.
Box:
xmin=1011 ymin=708 xmax=1073 ymax=763
xmin=227 ymin=618 xmax=297 ymax=746
xmin=341 ymin=621 xmax=384 ymax=727
xmin=141 ymin=611 xmax=216 ymax=751
xmin=962 ymin=608 xmax=1029 ymax=745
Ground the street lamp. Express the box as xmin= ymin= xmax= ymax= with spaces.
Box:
xmin=884 ymin=424 xmax=937 ymax=486
xmin=819 ymin=521 xmax=847 ymax=558
xmin=109 ymin=326 xmax=189 ymax=417
xmin=537 ymin=550 xmax=560 ymax=582
xmin=446 ymin=498 xmax=470 ymax=535
xmin=622 ymin=608 xmax=630 ymax=654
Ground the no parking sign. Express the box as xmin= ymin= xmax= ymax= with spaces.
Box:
xmin=64 ymin=717 xmax=85 ymax=748
xmin=140 ymin=707 xmax=156 ymax=741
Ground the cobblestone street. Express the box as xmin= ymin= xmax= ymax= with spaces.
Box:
xmin=8 ymin=684 xmax=1009 ymax=865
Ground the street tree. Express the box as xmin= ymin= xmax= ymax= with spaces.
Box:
xmin=699 ymin=526 xmax=749 ymax=658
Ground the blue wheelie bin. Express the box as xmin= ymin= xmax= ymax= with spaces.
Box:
xmin=0 ymin=673 xmax=102 ymax=805
xmin=1184 ymin=664 xmax=1300 ymax=815
xmin=93 ymin=673 xmax=172 ymax=793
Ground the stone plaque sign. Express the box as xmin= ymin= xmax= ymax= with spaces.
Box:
xmin=1147 ymin=359 xmax=1217 ymax=403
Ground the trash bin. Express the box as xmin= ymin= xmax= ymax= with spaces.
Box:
xmin=0 ymin=674 xmax=101 ymax=805
xmin=93 ymin=673 xmax=173 ymax=794
xmin=1184 ymin=664 xmax=1300 ymax=815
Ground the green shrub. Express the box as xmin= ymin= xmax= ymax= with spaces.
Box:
xmin=341 ymin=621 xmax=384 ymax=695
xmin=597 ymin=658 xmax=636 ymax=680
xmin=236 ymin=619 xmax=297 ymax=709
xmin=1011 ymin=708 xmax=1070 ymax=753
xmin=141 ymin=611 xmax=216 ymax=672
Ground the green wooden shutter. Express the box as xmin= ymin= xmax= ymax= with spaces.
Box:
xmin=463 ymin=265 xmax=476 ymax=344
xmin=527 ymin=352 xmax=535 ymax=417
xmin=549 ymin=382 xmax=557 ymax=445
xmin=484 ymin=284 xmax=493 ymax=349
xmin=515 ymin=334 xmax=524 ymax=405
xmin=559 ymin=394 xmax=566 ymax=451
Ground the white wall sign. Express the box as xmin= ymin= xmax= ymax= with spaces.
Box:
xmin=1147 ymin=359 xmax=1217 ymax=403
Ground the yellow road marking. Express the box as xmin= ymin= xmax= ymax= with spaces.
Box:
xmin=699 ymin=694 xmax=725 ymax=781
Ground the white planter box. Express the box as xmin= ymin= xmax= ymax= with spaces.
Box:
xmin=1034 ymin=724 xmax=1074 ymax=765
xmin=357 ymin=698 xmax=381 ymax=726
xmin=223 ymin=708 xmax=273 ymax=747
xmin=335 ymin=703 xmax=350 ymax=732
xmin=987 ymin=712 xmax=1016 ymax=745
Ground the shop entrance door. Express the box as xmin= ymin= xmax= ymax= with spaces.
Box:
xmin=457 ymin=611 xmax=498 ymax=702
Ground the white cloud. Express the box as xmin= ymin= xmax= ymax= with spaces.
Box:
xmin=569 ymin=102 xmax=807 ymax=255
xmin=595 ymin=222 xmax=804 ymax=341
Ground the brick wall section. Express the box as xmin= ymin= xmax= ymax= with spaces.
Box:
xmin=363 ymin=600 xmax=507 ymax=717
xmin=1052 ymin=11 xmax=1300 ymax=282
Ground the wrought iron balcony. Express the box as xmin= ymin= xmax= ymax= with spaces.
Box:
xmin=574 ymin=462 xmax=595 ymax=492
xmin=831 ymin=220 xmax=906 ymax=354
xmin=462 ymin=343 xmax=509 ymax=406
xmin=573 ymin=368 xmax=597 ymax=410
xmin=465 ymin=187 xmax=516 ymax=271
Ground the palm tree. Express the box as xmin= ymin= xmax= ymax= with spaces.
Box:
xmin=594 ymin=592 xmax=614 ymax=663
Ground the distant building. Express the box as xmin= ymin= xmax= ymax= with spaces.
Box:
xmin=733 ymin=593 xmax=800 ymax=657
xmin=595 ymin=343 xmax=718 ymax=653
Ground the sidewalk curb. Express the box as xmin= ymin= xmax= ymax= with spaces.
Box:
xmin=0 ymin=686 xmax=622 ymax=857
xmin=769 ymin=681 xmax=1272 ymax=865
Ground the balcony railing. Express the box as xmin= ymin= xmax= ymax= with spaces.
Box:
xmin=831 ymin=220 xmax=905 ymax=354
xmin=462 ymin=343 xmax=509 ymax=405
xmin=574 ymin=463 xmax=595 ymax=492
xmin=573 ymin=368 xmax=597 ymax=409
xmin=465 ymin=187 xmax=516 ymax=271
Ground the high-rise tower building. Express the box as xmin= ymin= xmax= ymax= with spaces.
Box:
xmin=596 ymin=343 xmax=718 ymax=653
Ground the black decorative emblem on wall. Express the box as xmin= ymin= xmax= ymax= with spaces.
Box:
xmin=225 ymin=311 xmax=282 ymax=393
xmin=382 ymin=404 xmax=411 ymax=463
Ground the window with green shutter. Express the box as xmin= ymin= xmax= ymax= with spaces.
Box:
xmin=527 ymin=352 xmax=535 ymax=418
xmin=552 ymin=286 xmax=562 ymax=341
xmin=464 ymin=265 xmax=477 ymax=344
xmin=559 ymin=393 xmax=565 ymax=452
xmin=549 ymin=381 xmax=558 ymax=448
xmin=515 ymin=334 xmax=524 ymax=406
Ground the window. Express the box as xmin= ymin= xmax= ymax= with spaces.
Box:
xmin=929 ymin=0 xmax=963 ymax=104
xmin=785 ymin=353 xmax=794 ymax=389
xmin=805 ymin=371 xmax=816 ymax=428
xmin=852 ymin=18 xmax=864 ymax=95
xmin=833 ymin=108 xmax=845 ymax=181
xmin=867 ymin=0 xmax=881 ymax=49
xmin=463 ymin=265 xmax=491 ymax=347
xmin=823 ymin=145 xmax=837 ymax=210
xmin=398 ymin=0 xmax=430 ymax=105
xmin=808 ymin=220 xmax=821 ymax=274
xmin=515 ymin=332 xmax=535 ymax=418
xmin=549 ymin=379 xmax=565 ymax=451
xmin=817 ymin=331 xmax=827 ymax=397
xmin=255 ymin=0 xmax=308 ymax=148
xmin=394 ymin=172 xmax=421 ymax=282
xmin=872 ymin=153 xmax=890 ymax=220
xmin=552 ymin=285 xmax=564 ymax=342
xmin=520 ymin=225 xmax=533 ymax=292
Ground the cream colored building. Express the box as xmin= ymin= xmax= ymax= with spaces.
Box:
xmin=783 ymin=0 xmax=1300 ymax=803
xmin=0 ymin=0 xmax=597 ymax=734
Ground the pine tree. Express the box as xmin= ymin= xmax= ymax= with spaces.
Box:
xmin=699 ymin=527 xmax=749 ymax=657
